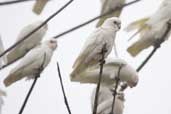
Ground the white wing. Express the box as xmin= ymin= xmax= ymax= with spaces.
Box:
xmin=91 ymin=86 xmax=113 ymax=110
xmin=71 ymin=58 xmax=138 ymax=87
xmin=71 ymin=28 xmax=115 ymax=77
xmin=4 ymin=43 xmax=53 ymax=87
xmin=7 ymin=21 xmax=48 ymax=64
xmin=33 ymin=0 xmax=49 ymax=15
xmin=0 ymin=36 xmax=7 ymax=66
xmin=91 ymin=86 xmax=124 ymax=114
xmin=97 ymin=97 xmax=124 ymax=114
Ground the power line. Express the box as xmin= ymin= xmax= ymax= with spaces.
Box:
xmin=0 ymin=0 xmax=34 ymax=6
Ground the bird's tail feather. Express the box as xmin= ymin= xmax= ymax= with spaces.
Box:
xmin=125 ymin=17 xmax=150 ymax=41
xmin=70 ymin=64 xmax=88 ymax=80
xmin=4 ymin=73 xmax=23 ymax=87
xmin=125 ymin=17 xmax=149 ymax=32
xmin=127 ymin=41 xmax=146 ymax=57
xmin=96 ymin=10 xmax=121 ymax=27
xmin=33 ymin=0 xmax=48 ymax=15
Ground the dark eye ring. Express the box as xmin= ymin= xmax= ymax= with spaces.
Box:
xmin=50 ymin=40 xmax=54 ymax=43
xmin=113 ymin=21 xmax=117 ymax=24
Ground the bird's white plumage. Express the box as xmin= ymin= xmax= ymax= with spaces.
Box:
xmin=97 ymin=0 xmax=125 ymax=27
xmin=71 ymin=58 xmax=138 ymax=88
xmin=33 ymin=0 xmax=49 ymax=15
xmin=71 ymin=17 xmax=121 ymax=78
xmin=6 ymin=21 xmax=48 ymax=64
xmin=125 ymin=0 xmax=171 ymax=57
xmin=101 ymin=0 xmax=125 ymax=14
xmin=0 ymin=89 xmax=6 ymax=114
xmin=0 ymin=36 xmax=7 ymax=67
xmin=4 ymin=39 xmax=57 ymax=87
xmin=91 ymin=86 xmax=125 ymax=114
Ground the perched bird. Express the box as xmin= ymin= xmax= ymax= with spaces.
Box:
xmin=71 ymin=58 xmax=138 ymax=88
xmin=4 ymin=39 xmax=57 ymax=87
xmin=97 ymin=0 xmax=125 ymax=27
xmin=7 ymin=21 xmax=48 ymax=65
xmin=33 ymin=0 xmax=49 ymax=15
xmin=71 ymin=17 xmax=121 ymax=78
xmin=0 ymin=36 xmax=7 ymax=67
xmin=0 ymin=89 xmax=6 ymax=114
xmin=125 ymin=0 xmax=171 ymax=57
xmin=91 ymin=86 xmax=125 ymax=114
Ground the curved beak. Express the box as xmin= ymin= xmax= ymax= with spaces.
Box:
xmin=117 ymin=24 xmax=121 ymax=29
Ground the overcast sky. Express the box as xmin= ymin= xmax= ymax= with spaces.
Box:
xmin=0 ymin=0 xmax=171 ymax=114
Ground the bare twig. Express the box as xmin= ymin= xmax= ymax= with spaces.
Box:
xmin=53 ymin=0 xmax=141 ymax=39
xmin=93 ymin=44 xmax=107 ymax=114
xmin=56 ymin=62 xmax=71 ymax=114
xmin=18 ymin=76 xmax=38 ymax=114
xmin=110 ymin=65 xmax=122 ymax=114
xmin=18 ymin=53 xmax=46 ymax=114
xmin=0 ymin=0 xmax=73 ymax=60
xmin=120 ymin=19 xmax=171 ymax=91
xmin=0 ymin=0 xmax=33 ymax=6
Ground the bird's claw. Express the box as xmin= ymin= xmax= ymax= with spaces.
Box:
xmin=99 ymin=59 xmax=105 ymax=65
xmin=110 ymin=88 xmax=117 ymax=96
xmin=154 ymin=39 xmax=161 ymax=48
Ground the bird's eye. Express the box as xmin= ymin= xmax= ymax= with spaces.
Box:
xmin=113 ymin=21 xmax=117 ymax=24
xmin=50 ymin=40 xmax=54 ymax=43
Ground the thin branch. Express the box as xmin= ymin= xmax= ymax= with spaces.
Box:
xmin=110 ymin=65 xmax=122 ymax=114
xmin=18 ymin=53 xmax=46 ymax=114
xmin=53 ymin=0 xmax=141 ymax=39
xmin=56 ymin=62 xmax=71 ymax=114
xmin=93 ymin=44 xmax=107 ymax=114
xmin=120 ymin=19 xmax=171 ymax=91
xmin=18 ymin=77 xmax=38 ymax=114
xmin=0 ymin=0 xmax=33 ymax=6
xmin=0 ymin=0 xmax=73 ymax=60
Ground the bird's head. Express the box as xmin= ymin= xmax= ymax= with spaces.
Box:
xmin=120 ymin=64 xmax=139 ymax=88
xmin=47 ymin=39 xmax=57 ymax=51
xmin=127 ymin=73 xmax=139 ymax=88
xmin=102 ymin=17 xmax=121 ymax=31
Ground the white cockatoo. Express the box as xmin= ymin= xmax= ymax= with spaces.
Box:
xmin=125 ymin=0 xmax=171 ymax=57
xmin=71 ymin=17 xmax=121 ymax=78
xmin=71 ymin=58 xmax=138 ymax=88
xmin=91 ymin=86 xmax=125 ymax=114
xmin=0 ymin=36 xmax=7 ymax=67
xmin=4 ymin=39 xmax=57 ymax=87
xmin=0 ymin=89 xmax=6 ymax=114
xmin=97 ymin=0 xmax=126 ymax=27
xmin=6 ymin=21 xmax=48 ymax=65
xmin=33 ymin=0 xmax=49 ymax=15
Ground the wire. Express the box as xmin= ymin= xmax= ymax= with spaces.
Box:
xmin=57 ymin=62 xmax=72 ymax=114
xmin=0 ymin=0 xmax=33 ymax=6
